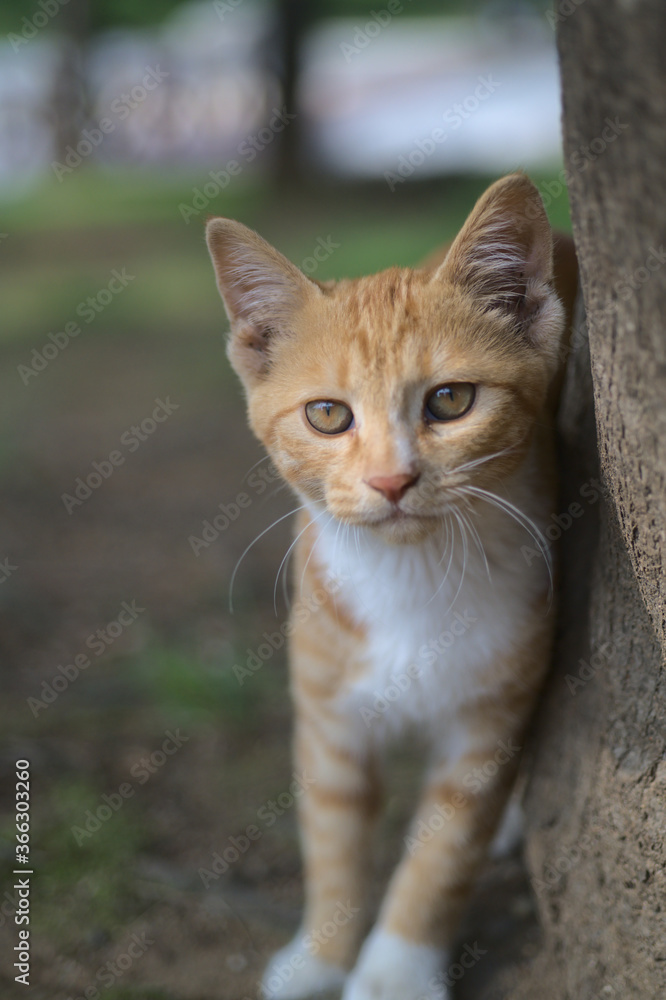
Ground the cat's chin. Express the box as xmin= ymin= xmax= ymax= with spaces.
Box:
xmin=367 ymin=512 xmax=441 ymax=545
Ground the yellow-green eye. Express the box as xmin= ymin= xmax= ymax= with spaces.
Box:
xmin=425 ymin=383 xmax=475 ymax=422
xmin=305 ymin=400 xmax=354 ymax=435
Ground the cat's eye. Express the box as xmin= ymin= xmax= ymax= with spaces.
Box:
xmin=425 ymin=383 xmax=475 ymax=422
xmin=305 ymin=400 xmax=354 ymax=435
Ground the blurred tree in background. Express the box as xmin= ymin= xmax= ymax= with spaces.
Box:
xmin=0 ymin=0 xmax=554 ymax=177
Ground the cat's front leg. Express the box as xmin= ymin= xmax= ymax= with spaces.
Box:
xmin=343 ymin=712 xmax=524 ymax=1000
xmin=262 ymin=706 xmax=381 ymax=999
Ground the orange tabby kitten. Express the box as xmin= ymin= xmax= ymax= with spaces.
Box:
xmin=206 ymin=174 xmax=577 ymax=1000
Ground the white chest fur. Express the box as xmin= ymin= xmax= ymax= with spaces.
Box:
xmin=309 ymin=501 xmax=551 ymax=747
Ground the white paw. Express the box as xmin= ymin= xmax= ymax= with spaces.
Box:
xmin=342 ymin=929 xmax=449 ymax=1000
xmin=262 ymin=934 xmax=347 ymax=999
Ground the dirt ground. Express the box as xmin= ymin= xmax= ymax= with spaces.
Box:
xmin=0 ymin=198 xmax=546 ymax=1000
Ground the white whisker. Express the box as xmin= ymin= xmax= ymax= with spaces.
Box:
xmin=242 ymin=453 xmax=272 ymax=482
xmin=424 ymin=514 xmax=455 ymax=607
xmin=446 ymin=507 xmax=469 ymax=614
xmin=446 ymin=441 xmax=522 ymax=477
xmin=273 ymin=511 xmax=319 ymax=616
xmin=299 ymin=511 xmax=332 ymax=600
xmin=353 ymin=524 xmax=362 ymax=562
xmin=435 ymin=514 xmax=451 ymax=570
xmin=228 ymin=503 xmax=308 ymax=614
xmin=263 ymin=481 xmax=290 ymax=504
xmin=464 ymin=484 xmax=553 ymax=599
xmin=281 ymin=549 xmax=291 ymax=613
xmin=453 ymin=494 xmax=491 ymax=584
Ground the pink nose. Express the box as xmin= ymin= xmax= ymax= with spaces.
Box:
xmin=365 ymin=472 xmax=420 ymax=504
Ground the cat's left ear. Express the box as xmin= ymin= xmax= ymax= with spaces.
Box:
xmin=206 ymin=217 xmax=321 ymax=385
xmin=437 ymin=173 xmax=562 ymax=343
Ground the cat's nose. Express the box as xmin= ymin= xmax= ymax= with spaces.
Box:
xmin=365 ymin=472 xmax=420 ymax=504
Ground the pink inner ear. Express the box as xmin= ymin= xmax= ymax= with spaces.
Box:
xmin=207 ymin=218 xmax=324 ymax=385
xmin=213 ymin=239 xmax=285 ymax=326
xmin=444 ymin=211 xmax=553 ymax=325
xmin=439 ymin=176 xmax=554 ymax=311
xmin=237 ymin=321 xmax=274 ymax=354
xmin=227 ymin=321 xmax=275 ymax=381
xmin=206 ymin=218 xmax=317 ymax=334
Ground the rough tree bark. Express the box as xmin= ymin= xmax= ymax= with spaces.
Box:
xmin=511 ymin=2 xmax=666 ymax=997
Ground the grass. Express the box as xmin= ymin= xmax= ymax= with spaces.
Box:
xmin=1 ymin=778 xmax=147 ymax=947
xmin=129 ymin=643 xmax=270 ymax=729
xmin=0 ymin=167 xmax=263 ymax=234
xmin=18 ymin=634 xmax=279 ymax=740
xmin=7 ymin=635 xmax=276 ymax=947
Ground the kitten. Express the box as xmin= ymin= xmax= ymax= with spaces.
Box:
xmin=206 ymin=174 xmax=577 ymax=1000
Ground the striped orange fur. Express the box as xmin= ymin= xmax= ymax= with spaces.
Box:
xmin=207 ymin=174 xmax=577 ymax=1000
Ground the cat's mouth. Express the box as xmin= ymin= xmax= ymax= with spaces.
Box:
xmin=368 ymin=503 xmax=448 ymax=525
xmin=360 ymin=507 xmax=444 ymax=544
xmin=365 ymin=507 xmax=444 ymax=533
xmin=372 ymin=508 xmax=416 ymax=524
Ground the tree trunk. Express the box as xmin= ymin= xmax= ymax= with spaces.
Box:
xmin=512 ymin=2 xmax=666 ymax=997
xmin=273 ymin=0 xmax=309 ymax=187
xmin=49 ymin=0 xmax=91 ymax=163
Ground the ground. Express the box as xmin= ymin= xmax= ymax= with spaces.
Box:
xmin=0 ymin=170 xmax=570 ymax=1000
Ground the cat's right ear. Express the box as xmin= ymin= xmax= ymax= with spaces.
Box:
xmin=206 ymin=218 xmax=320 ymax=385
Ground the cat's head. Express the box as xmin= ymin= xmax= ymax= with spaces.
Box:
xmin=206 ymin=174 xmax=566 ymax=544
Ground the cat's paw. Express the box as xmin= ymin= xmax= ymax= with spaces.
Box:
xmin=261 ymin=935 xmax=347 ymax=999
xmin=342 ymin=929 xmax=449 ymax=1000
